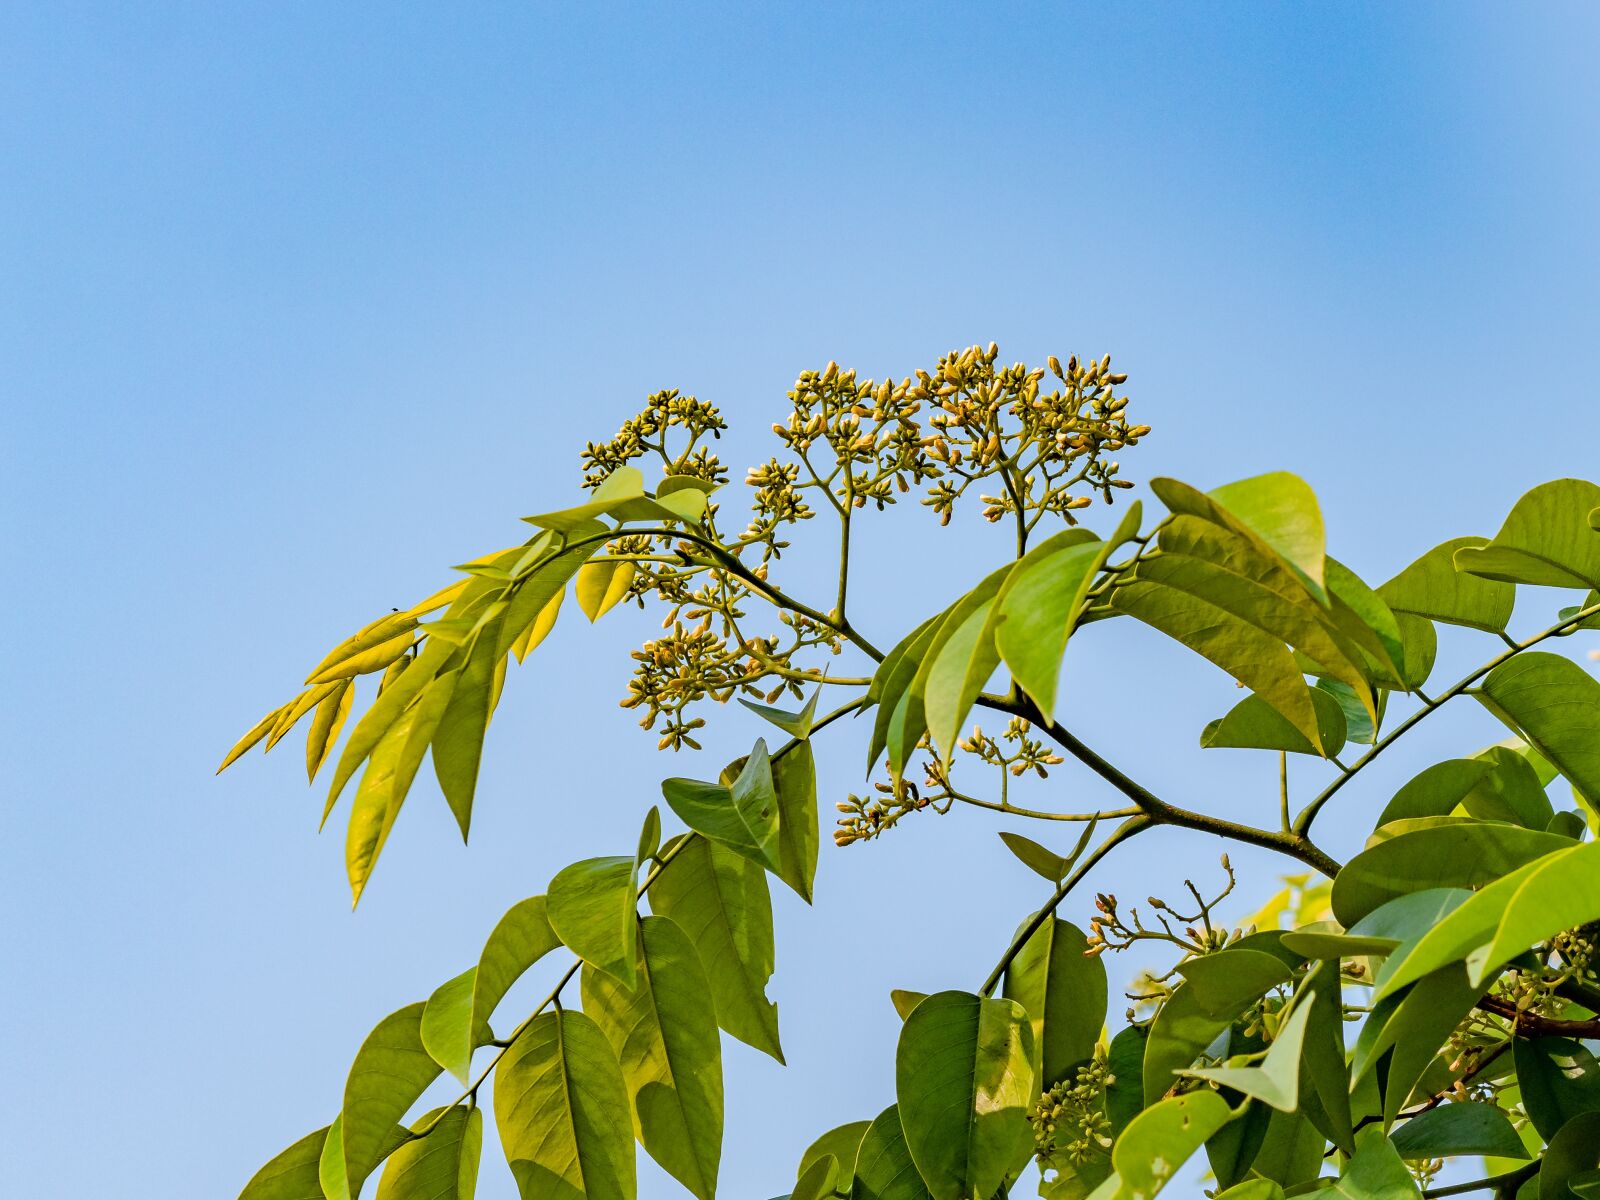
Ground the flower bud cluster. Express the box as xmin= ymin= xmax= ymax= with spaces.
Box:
xmin=1030 ymin=1052 xmax=1113 ymax=1164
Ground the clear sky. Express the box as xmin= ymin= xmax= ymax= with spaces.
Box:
xmin=5 ymin=4 xmax=1600 ymax=1197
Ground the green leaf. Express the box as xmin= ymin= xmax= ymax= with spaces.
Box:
xmin=1143 ymin=949 xmax=1292 ymax=1101
xmin=895 ymin=991 xmax=1035 ymax=1200
xmin=581 ymin=915 xmax=723 ymax=1200
xmin=346 ymin=668 xmax=459 ymax=905
xmin=851 ymin=1106 xmax=934 ymax=1200
xmin=1351 ymin=964 xmax=1483 ymax=1125
xmin=867 ymin=614 xmax=944 ymax=776
xmin=1388 ymin=1102 xmax=1525 ymax=1160
xmin=1326 ymin=557 xmax=1407 ymax=685
xmin=521 ymin=466 xmax=646 ymax=532
xmin=997 ymin=832 xmax=1068 ymax=882
xmin=1101 ymin=1091 xmax=1233 ymax=1200
xmin=494 ymin=538 xmax=600 ymax=660
xmin=1181 ymin=993 xmax=1315 ymax=1111
xmin=1200 ymin=688 xmax=1347 ymax=757
xmin=1380 ymin=841 xmax=1600 ymax=998
xmin=1454 ymin=478 xmax=1600 ymax=590
xmin=1300 ymin=960 xmax=1354 ymax=1155
xmin=1539 ymin=1112 xmax=1600 ymax=1200
xmin=740 ymin=689 xmax=821 ymax=740
xmin=1281 ymin=889 xmax=1471 ymax=962
xmin=1477 ymin=651 xmax=1600 ymax=806
xmin=1329 ymin=823 xmax=1572 ymax=926
xmin=798 ymin=1122 xmax=872 ymax=1197
xmin=1378 ymin=537 xmax=1515 ymax=633
xmin=1376 ymin=759 xmax=1495 ymax=825
xmin=1205 ymin=1099 xmax=1270 ymax=1192
xmin=1317 ymin=677 xmax=1381 ymax=745
xmin=341 ymin=1003 xmax=444 ymax=1198
xmin=1104 ymin=1025 xmax=1148 ymax=1135
xmin=890 ymin=989 xmax=927 ymax=1021
xmin=1111 ymin=578 xmax=1330 ymax=753
xmin=1392 ymin=612 xmax=1438 ymax=691
xmin=1517 ymin=1038 xmax=1600 ymax=1141
xmin=772 ymin=741 xmax=819 ymax=903
xmin=549 ymin=856 xmax=639 ymax=989
xmin=993 ymin=510 xmax=1138 ymax=718
xmin=375 ymin=1107 xmax=482 ymax=1200
xmin=237 ymin=1126 xmax=331 ymax=1200
xmin=649 ymin=836 xmax=783 ymax=1062
xmin=637 ymin=807 xmax=661 ymax=864
xmin=792 ymin=1155 xmax=837 ymax=1200
xmin=494 ymin=1010 xmax=635 ymax=1200
xmin=1002 ymin=918 xmax=1107 ymax=1089
xmin=662 ymin=740 xmax=780 ymax=874
xmin=1323 ymin=1128 xmax=1419 ymax=1199
xmin=575 ymin=559 xmax=635 ymax=621
xmin=1205 ymin=472 xmax=1327 ymax=599
xmin=431 ymin=609 xmax=511 ymax=842
xmin=1213 ymin=1184 xmax=1284 ymax=1200
xmin=916 ymin=564 xmax=1014 ymax=765
xmin=421 ymin=895 xmax=561 ymax=1084
xmin=320 ymin=1115 xmax=411 ymax=1200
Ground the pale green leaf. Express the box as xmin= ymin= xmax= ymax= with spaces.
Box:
xmin=1144 ymin=949 xmax=1292 ymax=1100
xmin=549 ymin=856 xmax=639 ymax=988
xmin=494 ymin=539 xmax=599 ymax=660
xmin=792 ymin=1155 xmax=837 ymax=1200
xmin=649 ymin=836 xmax=783 ymax=1062
xmin=1205 ymin=471 xmax=1327 ymax=599
xmin=1200 ymin=688 xmax=1347 ymax=757
xmin=772 ymin=741 xmax=819 ymax=903
xmin=375 ymin=1106 xmax=482 ymax=1200
xmin=1181 ymin=994 xmax=1314 ymax=1111
xmin=307 ymin=630 xmax=416 ymax=686
xmin=890 ymin=990 xmax=928 ymax=1021
xmin=494 ymin=1010 xmax=635 ymax=1200
xmin=1454 ymin=478 xmax=1600 ymax=590
xmin=341 ymin=1003 xmax=443 ymax=1198
xmin=1102 ymin=1091 xmax=1233 ymax=1200
xmin=797 ymin=1121 xmax=872 ymax=1197
xmin=575 ymin=559 xmax=636 ymax=622
xmin=420 ymin=895 xmax=562 ymax=1084
xmin=894 ymin=991 xmax=1035 ymax=1200
xmin=237 ymin=1126 xmax=330 ymax=1200
xmin=1323 ymin=1128 xmax=1419 ymax=1200
xmin=1001 ymin=918 xmax=1107 ymax=1090
xmin=521 ymin=466 xmax=646 ymax=532
xmin=581 ymin=915 xmax=723 ymax=1200
xmin=1378 ymin=537 xmax=1514 ymax=633
xmin=219 ymin=706 xmax=281 ymax=774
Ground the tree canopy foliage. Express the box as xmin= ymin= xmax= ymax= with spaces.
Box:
xmin=222 ymin=344 xmax=1600 ymax=1200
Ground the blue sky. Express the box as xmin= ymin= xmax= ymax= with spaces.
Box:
xmin=4 ymin=4 xmax=1600 ymax=1197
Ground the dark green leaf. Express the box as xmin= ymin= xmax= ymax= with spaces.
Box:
xmin=1300 ymin=960 xmax=1354 ymax=1155
xmin=1318 ymin=677 xmax=1382 ymax=745
xmin=549 ymin=856 xmax=639 ymax=989
xmin=1477 ymin=651 xmax=1600 ymax=806
xmin=1322 ymin=1128 xmax=1419 ymax=1199
xmin=851 ymin=1106 xmax=933 ymax=1200
xmin=494 ymin=1010 xmax=635 ymax=1200
xmin=895 ymin=991 xmax=1035 ymax=1200
xmin=866 ymin=616 xmax=943 ymax=776
xmin=739 ymin=689 xmax=821 ymax=740
xmin=375 ymin=1107 xmax=482 ymax=1200
xmin=649 ymin=836 xmax=784 ymax=1062
xmin=1001 ymin=918 xmax=1107 ymax=1089
xmin=1350 ymin=964 xmax=1482 ymax=1125
xmin=662 ymin=740 xmax=780 ymax=873
xmin=1539 ymin=1112 xmax=1600 ymax=1200
xmin=1104 ymin=1025 xmax=1148 ymax=1135
xmin=1519 ymin=1037 xmax=1600 ymax=1141
xmin=1389 ymin=1102 xmax=1526 ymax=1160
xmin=581 ymin=915 xmax=723 ymax=1200
xmin=997 ymin=832 xmax=1068 ymax=882
xmin=1378 ymin=537 xmax=1514 ymax=633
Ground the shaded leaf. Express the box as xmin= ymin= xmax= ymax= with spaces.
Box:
xmin=649 ymin=836 xmax=783 ymax=1062
xmin=1517 ymin=1038 xmax=1600 ymax=1141
xmin=740 ymin=690 xmax=821 ymax=740
xmin=772 ymin=741 xmax=819 ymax=903
xmin=1389 ymin=1102 xmax=1525 ymax=1160
xmin=792 ymin=1156 xmax=837 ymax=1200
xmin=582 ymin=915 xmax=723 ymax=1200
xmin=662 ymin=740 xmax=780 ymax=873
xmin=1200 ymin=688 xmax=1347 ymax=757
xmin=1002 ymin=918 xmax=1107 ymax=1089
xmin=494 ymin=1010 xmax=635 ymax=1200
xmin=1477 ymin=651 xmax=1600 ymax=806
xmin=1351 ymin=964 xmax=1482 ymax=1125
xmin=852 ymin=1106 xmax=933 ymax=1200
xmin=915 ymin=565 xmax=1014 ymax=765
xmin=549 ymin=856 xmax=639 ymax=988
xmin=1144 ymin=949 xmax=1292 ymax=1100
xmin=895 ymin=991 xmax=1035 ymax=1200
xmin=1104 ymin=1025 xmax=1148 ymax=1136
xmin=1376 ymin=759 xmax=1495 ymax=826
xmin=1539 ymin=1112 xmax=1600 ymax=1200
xmin=867 ymin=615 xmax=944 ymax=777
xmin=1322 ymin=1128 xmax=1419 ymax=1199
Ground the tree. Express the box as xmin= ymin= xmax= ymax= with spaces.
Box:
xmin=221 ymin=343 xmax=1600 ymax=1200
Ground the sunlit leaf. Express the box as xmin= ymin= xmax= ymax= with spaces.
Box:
xmin=1388 ymin=1102 xmax=1525 ymax=1160
xmin=1350 ymin=964 xmax=1481 ymax=1125
xmin=649 ymin=836 xmax=783 ymax=1062
xmin=771 ymin=741 xmax=819 ymax=903
xmin=1321 ymin=1128 xmax=1419 ymax=1199
xmin=851 ymin=1106 xmax=933 ymax=1200
xmin=576 ymin=559 xmax=636 ymax=622
xmin=581 ymin=915 xmax=723 ymax=1200
xmin=890 ymin=989 xmax=928 ymax=1021
xmin=1144 ymin=949 xmax=1292 ymax=1101
xmin=237 ymin=1126 xmax=330 ymax=1200
xmin=340 ymin=1003 xmax=443 ymax=1198
xmin=917 ymin=564 xmax=1014 ymax=765
xmin=375 ymin=1106 xmax=481 ymax=1200
xmin=306 ymin=679 xmax=354 ymax=783
xmin=797 ymin=1121 xmax=872 ymax=1198
xmin=305 ymin=612 xmax=421 ymax=685
xmin=430 ymin=610 xmax=511 ymax=842
xmin=1181 ymin=995 xmax=1314 ymax=1111
xmin=1100 ymin=1091 xmax=1233 ymax=1200
xmin=307 ymin=629 xmax=417 ymax=686
xmin=1378 ymin=537 xmax=1514 ymax=633
xmin=866 ymin=614 xmax=944 ymax=776
xmin=1454 ymin=478 xmax=1600 ymax=590
xmin=895 ymin=991 xmax=1034 ymax=1200
xmin=218 ymin=705 xmax=281 ymax=774
xmin=494 ymin=1010 xmax=635 ymax=1200
xmin=1200 ymin=688 xmax=1347 ymax=757
xmin=549 ymin=855 xmax=639 ymax=988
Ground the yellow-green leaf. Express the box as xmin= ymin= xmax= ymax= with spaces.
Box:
xmin=306 ymin=680 xmax=354 ymax=782
xmin=340 ymin=1003 xmax=443 ymax=1198
xmin=576 ymin=559 xmax=636 ymax=621
xmin=1454 ymin=478 xmax=1600 ymax=590
xmin=237 ymin=1126 xmax=330 ymax=1200
xmin=548 ymin=855 xmax=639 ymax=989
xmin=1378 ymin=537 xmax=1514 ymax=633
xmin=375 ymin=1106 xmax=481 ymax=1200
xmin=1476 ymin=651 xmax=1600 ymax=805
